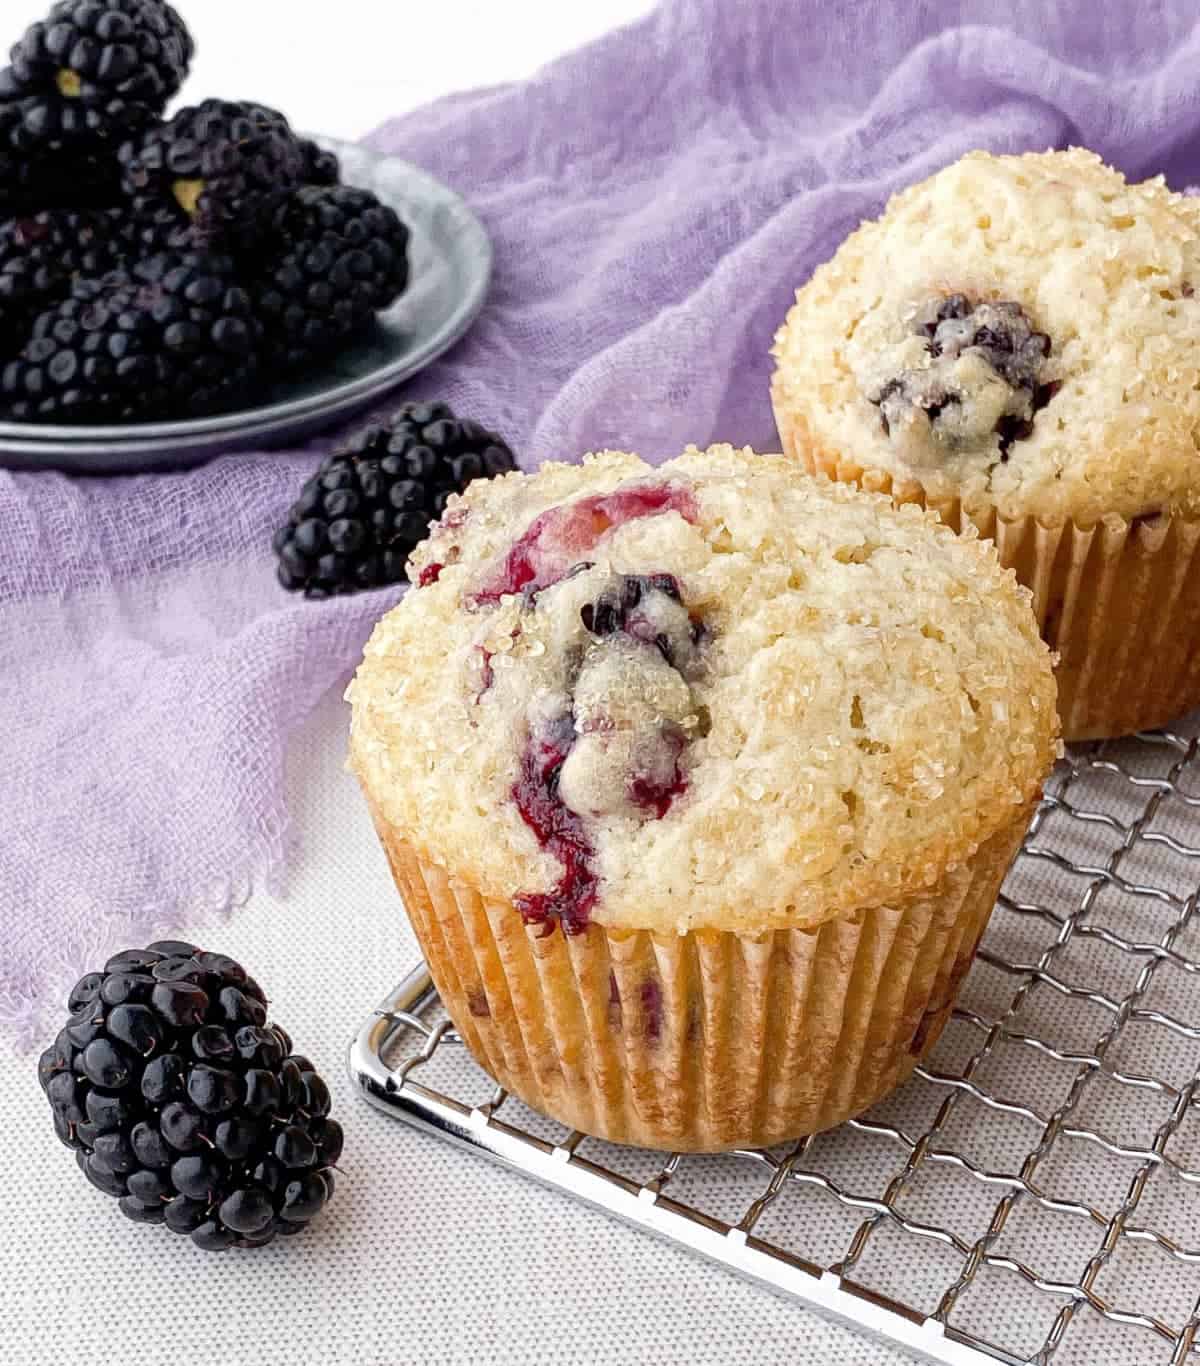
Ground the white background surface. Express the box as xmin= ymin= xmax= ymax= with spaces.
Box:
xmin=182 ymin=0 xmax=657 ymax=140
xmin=0 ymin=3 xmax=909 ymax=1363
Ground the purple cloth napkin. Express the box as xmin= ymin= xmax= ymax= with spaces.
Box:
xmin=5 ymin=0 xmax=1200 ymax=1041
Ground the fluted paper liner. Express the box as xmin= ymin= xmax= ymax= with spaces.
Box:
xmin=773 ymin=397 xmax=1200 ymax=741
xmin=368 ymin=798 xmax=1029 ymax=1152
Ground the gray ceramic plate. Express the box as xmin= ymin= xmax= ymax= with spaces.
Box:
xmin=0 ymin=138 xmax=492 ymax=473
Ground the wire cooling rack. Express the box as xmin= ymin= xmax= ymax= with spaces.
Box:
xmin=349 ymin=724 xmax=1200 ymax=1366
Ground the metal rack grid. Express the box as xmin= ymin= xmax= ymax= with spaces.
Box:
xmin=349 ymin=725 xmax=1200 ymax=1366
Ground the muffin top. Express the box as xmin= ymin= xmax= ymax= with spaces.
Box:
xmin=348 ymin=446 xmax=1058 ymax=936
xmin=772 ymin=148 xmax=1200 ymax=525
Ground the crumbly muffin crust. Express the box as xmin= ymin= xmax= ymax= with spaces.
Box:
xmin=772 ymin=148 xmax=1200 ymax=525
xmin=348 ymin=446 xmax=1058 ymax=935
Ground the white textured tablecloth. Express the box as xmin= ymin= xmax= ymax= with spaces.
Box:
xmin=0 ymin=683 xmax=908 ymax=1366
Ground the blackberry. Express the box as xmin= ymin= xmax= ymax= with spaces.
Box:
xmin=6 ymin=0 xmax=191 ymax=107
xmin=0 ymin=0 xmax=191 ymax=213
xmin=39 ymin=941 xmax=342 ymax=1251
xmin=578 ymin=572 xmax=704 ymax=670
xmin=869 ymin=294 xmax=1057 ymax=457
xmin=298 ymin=137 xmax=340 ymax=187
xmin=0 ymin=206 xmax=126 ymax=335
xmin=274 ymin=402 xmax=517 ymax=598
xmin=0 ymin=74 xmax=128 ymax=214
xmin=915 ymin=296 xmax=1050 ymax=390
xmin=0 ymin=250 xmax=262 ymax=423
xmin=118 ymin=99 xmax=307 ymax=250
xmin=251 ymin=185 xmax=409 ymax=374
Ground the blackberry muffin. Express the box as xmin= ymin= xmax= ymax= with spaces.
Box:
xmin=772 ymin=148 xmax=1200 ymax=741
xmin=348 ymin=446 xmax=1058 ymax=1151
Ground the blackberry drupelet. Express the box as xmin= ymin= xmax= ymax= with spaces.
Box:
xmin=0 ymin=205 xmax=125 ymax=334
xmin=274 ymin=402 xmax=517 ymax=598
xmin=39 ymin=941 xmax=342 ymax=1251
xmin=251 ymin=185 xmax=409 ymax=373
xmin=0 ymin=249 xmax=262 ymax=422
xmin=0 ymin=0 xmax=192 ymax=213
xmin=118 ymin=99 xmax=306 ymax=249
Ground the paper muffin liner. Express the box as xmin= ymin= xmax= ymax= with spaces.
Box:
xmin=367 ymin=797 xmax=1029 ymax=1152
xmin=773 ymin=397 xmax=1200 ymax=742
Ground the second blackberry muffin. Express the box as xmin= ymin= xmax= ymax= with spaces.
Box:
xmin=772 ymin=148 xmax=1200 ymax=740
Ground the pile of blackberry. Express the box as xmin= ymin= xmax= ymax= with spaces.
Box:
xmin=274 ymin=401 xmax=517 ymax=597
xmin=0 ymin=0 xmax=411 ymax=423
xmin=39 ymin=941 xmax=342 ymax=1251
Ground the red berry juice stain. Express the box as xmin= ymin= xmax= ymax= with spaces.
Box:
xmin=607 ymin=971 xmax=623 ymax=1029
xmin=472 ymin=482 xmax=697 ymax=606
xmin=511 ymin=713 xmax=598 ymax=936
xmin=640 ymin=978 xmax=663 ymax=1043
xmin=626 ymin=725 xmax=688 ymax=819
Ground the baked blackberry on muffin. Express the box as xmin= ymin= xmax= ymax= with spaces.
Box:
xmin=348 ymin=446 xmax=1058 ymax=1151
xmin=772 ymin=147 xmax=1200 ymax=740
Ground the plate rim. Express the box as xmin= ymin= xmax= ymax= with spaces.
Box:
xmin=0 ymin=141 xmax=491 ymax=454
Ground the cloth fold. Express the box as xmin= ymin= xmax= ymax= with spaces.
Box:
xmin=5 ymin=0 xmax=1200 ymax=1040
